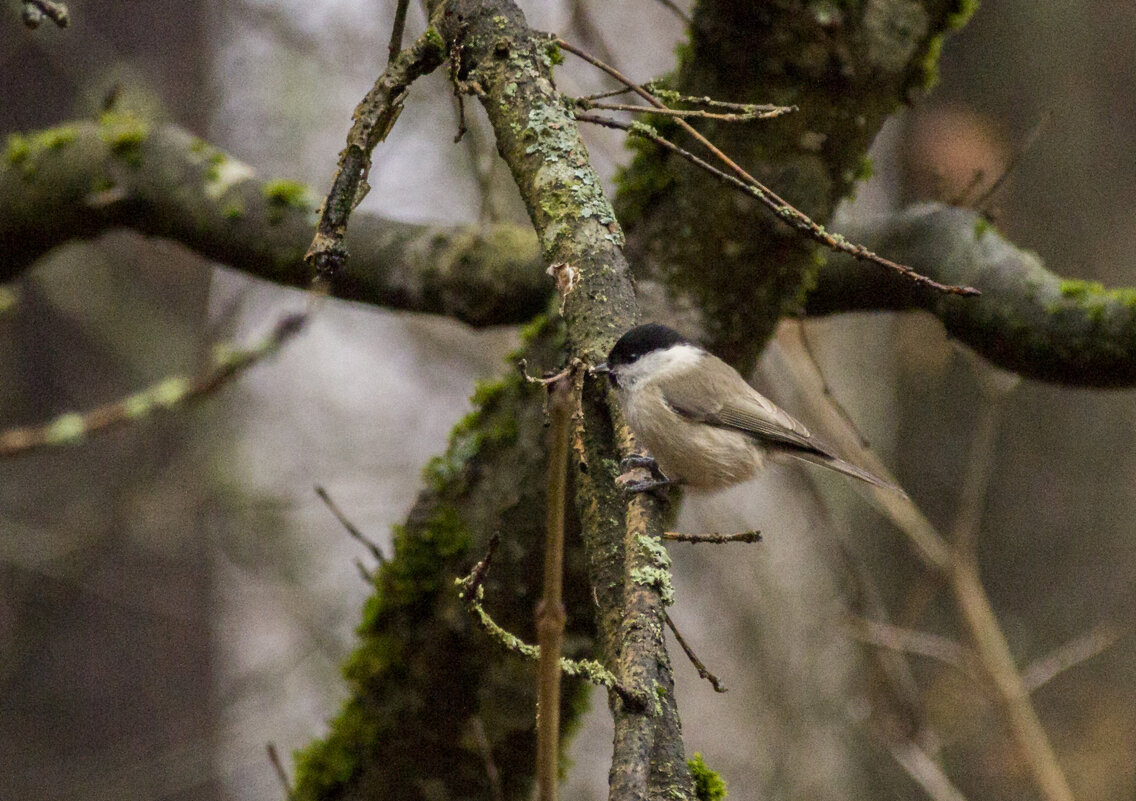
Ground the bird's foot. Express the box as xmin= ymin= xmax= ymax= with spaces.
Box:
xmin=620 ymin=454 xmax=665 ymax=478
xmin=619 ymin=476 xmax=675 ymax=495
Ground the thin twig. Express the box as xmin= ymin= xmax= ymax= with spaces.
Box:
xmin=314 ymin=485 xmax=387 ymax=564
xmin=651 ymin=0 xmax=692 ymax=25
xmin=573 ymin=97 xmax=792 ymax=123
xmin=1021 ymin=623 xmax=1121 ymax=693
xmin=947 ymin=374 xmax=1074 ymax=801
xmin=972 ymin=110 xmax=1050 ymax=214
xmin=535 ymin=370 xmax=575 ymax=801
xmin=662 ymin=530 xmax=761 ymax=544
xmin=0 ymin=314 xmax=306 ymax=459
xmin=352 ymin=558 xmax=374 ymax=583
xmin=665 ymin=613 xmax=727 ymax=692
xmin=560 ymin=39 xmax=980 ymax=298
xmin=468 ymin=717 xmax=506 ymax=801
xmin=266 ymin=743 xmax=294 ymax=799
xmin=386 ymin=0 xmax=411 ymax=65
xmin=845 ymin=615 xmax=969 ymax=675
xmin=797 ymin=320 xmax=870 ymax=448
xmin=21 ymin=0 xmax=69 ymax=28
xmin=882 ymin=736 xmax=972 ymax=801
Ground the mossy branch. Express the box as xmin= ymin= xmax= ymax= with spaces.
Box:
xmin=0 ymin=119 xmax=547 ymax=327
xmin=806 ymin=204 xmax=1136 ymax=387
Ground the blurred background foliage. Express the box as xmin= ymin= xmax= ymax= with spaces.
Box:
xmin=0 ymin=1 xmax=1133 ymax=800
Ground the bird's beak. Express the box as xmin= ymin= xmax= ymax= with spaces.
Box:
xmin=591 ymin=362 xmax=611 ymax=376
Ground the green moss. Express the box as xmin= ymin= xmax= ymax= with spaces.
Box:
xmin=4 ymin=134 xmax=30 ymax=165
xmin=98 ymin=111 xmax=149 ymax=166
xmin=423 ymin=25 xmax=445 ymax=54
xmin=40 ymin=125 xmax=79 ymax=150
xmin=946 ymin=0 xmax=980 ymax=29
xmin=854 ymin=155 xmax=874 ymax=183
xmin=423 ymin=374 xmax=521 ymax=493
xmin=545 ymin=40 xmax=564 ymax=66
xmin=292 ymin=700 xmax=382 ymax=798
xmin=973 ymin=216 xmax=991 ymax=239
xmin=1059 ymin=279 xmax=1104 ymax=301
xmin=919 ymin=34 xmax=945 ymax=91
xmin=689 ymin=753 xmax=728 ymax=801
xmin=222 ymin=201 xmax=245 ymax=219
xmin=613 ymin=118 xmax=681 ymax=227
xmin=262 ymin=178 xmax=311 ymax=209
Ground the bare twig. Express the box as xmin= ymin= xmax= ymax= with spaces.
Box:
xmin=946 ymin=363 xmax=1072 ymax=801
xmin=386 ymin=0 xmax=411 ymax=64
xmin=467 ymin=717 xmax=505 ymax=801
xmin=577 ymin=109 xmax=978 ymax=299
xmin=266 ymin=742 xmax=294 ymax=799
xmin=314 ymin=485 xmax=387 ymax=564
xmin=971 ymin=110 xmax=1050 ymax=214
xmin=845 ymin=615 xmax=969 ymax=675
xmin=0 ymin=314 xmax=306 ymax=459
xmin=573 ymin=96 xmax=793 ymax=123
xmin=882 ymin=736 xmax=972 ymax=801
xmin=1021 ymin=623 xmax=1122 ymax=693
xmin=561 ymin=39 xmax=980 ymax=298
xmin=662 ymin=530 xmax=761 ymax=544
xmin=775 ymin=322 xmax=1074 ymax=801
xmin=665 ymin=613 xmax=727 ymax=692
xmin=21 ymin=0 xmax=69 ymax=28
xmin=651 ymin=0 xmax=692 ymax=25
xmin=796 ymin=320 xmax=870 ymax=448
xmin=535 ymin=369 xmax=575 ymax=801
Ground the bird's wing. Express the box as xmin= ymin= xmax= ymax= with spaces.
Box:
xmin=658 ymin=354 xmax=903 ymax=493
xmin=659 ymin=360 xmax=825 ymax=455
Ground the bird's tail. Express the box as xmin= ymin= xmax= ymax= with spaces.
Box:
xmin=788 ymin=450 xmax=907 ymax=497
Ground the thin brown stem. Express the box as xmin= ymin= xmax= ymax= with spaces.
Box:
xmin=386 ymin=0 xmax=411 ymax=64
xmin=1021 ymin=624 xmax=1122 ymax=693
xmin=314 ymin=485 xmax=387 ymax=564
xmin=562 ymin=39 xmax=980 ymax=297
xmin=665 ymin=613 xmax=727 ymax=693
xmin=535 ymin=371 xmax=575 ymax=801
xmin=573 ymin=97 xmax=792 ymax=123
xmin=662 ymin=530 xmax=761 ymax=544
xmin=266 ymin=743 xmax=294 ymax=800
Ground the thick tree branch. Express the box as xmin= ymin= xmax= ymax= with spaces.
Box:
xmin=619 ymin=0 xmax=977 ymax=370
xmin=8 ymin=124 xmax=1136 ymax=388
xmin=0 ymin=119 xmax=547 ymax=326
xmin=808 ymin=204 xmax=1136 ymax=387
xmin=425 ymin=2 xmax=690 ymax=797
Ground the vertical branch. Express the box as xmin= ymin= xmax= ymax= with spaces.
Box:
xmin=946 ymin=367 xmax=1074 ymax=801
xmin=535 ymin=370 xmax=576 ymax=801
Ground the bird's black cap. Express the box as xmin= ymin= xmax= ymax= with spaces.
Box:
xmin=606 ymin=324 xmax=690 ymax=368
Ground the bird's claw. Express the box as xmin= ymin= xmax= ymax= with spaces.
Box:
xmin=620 ymin=454 xmax=660 ymax=475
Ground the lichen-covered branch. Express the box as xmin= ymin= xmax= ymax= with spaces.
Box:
xmin=807 ymin=204 xmax=1136 ymax=387
xmin=425 ymin=1 xmax=692 ymax=797
xmin=0 ymin=118 xmax=547 ymax=327
xmin=304 ymin=23 xmax=445 ymax=282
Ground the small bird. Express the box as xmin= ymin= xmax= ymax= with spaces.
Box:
xmin=592 ymin=323 xmax=902 ymax=494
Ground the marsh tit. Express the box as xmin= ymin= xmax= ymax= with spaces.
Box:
xmin=592 ymin=324 xmax=902 ymax=494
